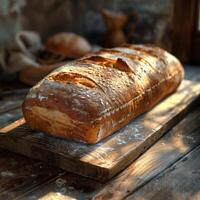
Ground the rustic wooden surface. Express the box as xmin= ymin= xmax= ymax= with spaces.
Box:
xmin=0 ymin=151 xmax=62 ymax=200
xmin=0 ymin=78 xmax=200 ymax=182
xmin=0 ymin=89 xmax=27 ymax=115
xmin=0 ymin=88 xmax=28 ymax=127
xmin=191 ymin=0 xmax=200 ymax=64
xmin=16 ymin=108 xmax=200 ymax=200
xmin=92 ymin=108 xmax=200 ymax=199
xmin=20 ymin=172 xmax=102 ymax=200
xmin=0 ymin=66 xmax=199 ymax=199
xmin=0 ymin=108 xmax=22 ymax=129
xmin=127 ymin=144 xmax=200 ymax=200
xmin=172 ymin=0 xmax=196 ymax=62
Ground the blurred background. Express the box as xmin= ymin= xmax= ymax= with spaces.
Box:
xmin=0 ymin=0 xmax=199 ymax=86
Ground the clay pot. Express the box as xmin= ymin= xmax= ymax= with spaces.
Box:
xmin=102 ymin=9 xmax=128 ymax=47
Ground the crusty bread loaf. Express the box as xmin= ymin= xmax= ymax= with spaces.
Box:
xmin=45 ymin=32 xmax=92 ymax=58
xmin=22 ymin=44 xmax=184 ymax=144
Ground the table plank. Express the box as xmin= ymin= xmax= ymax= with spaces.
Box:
xmin=0 ymin=90 xmax=27 ymax=114
xmin=20 ymin=172 xmax=102 ymax=200
xmin=0 ymin=151 xmax=61 ymax=200
xmin=127 ymin=144 xmax=200 ymax=200
xmin=92 ymin=108 xmax=200 ymax=199
xmin=0 ymin=108 xmax=23 ymax=129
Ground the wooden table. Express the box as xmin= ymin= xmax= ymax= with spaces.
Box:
xmin=0 ymin=66 xmax=200 ymax=200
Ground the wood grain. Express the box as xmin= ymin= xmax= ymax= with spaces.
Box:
xmin=20 ymin=171 xmax=102 ymax=200
xmin=0 ymin=96 xmax=24 ymax=115
xmin=172 ymin=0 xmax=196 ymax=62
xmin=0 ymin=89 xmax=27 ymax=115
xmin=127 ymin=144 xmax=200 ymax=200
xmin=92 ymin=109 xmax=200 ymax=199
xmin=0 ymin=108 xmax=23 ymax=129
xmin=0 ymin=151 xmax=61 ymax=200
xmin=191 ymin=0 xmax=200 ymax=64
xmin=0 ymin=78 xmax=200 ymax=182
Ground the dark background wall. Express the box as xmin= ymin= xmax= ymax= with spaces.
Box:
xmin=0 ymin=0 xmax=173 ymax=48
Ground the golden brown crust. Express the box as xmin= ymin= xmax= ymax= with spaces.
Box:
xmin=22 ymin=44 xmax=184 ymax=144
xmin=45 ymin=32 xmax=92 ymax=58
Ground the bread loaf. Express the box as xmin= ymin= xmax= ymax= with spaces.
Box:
xmin=45 ymin=32 xmax=92 ymax=58
xmin=22 ymin=44 xmax=184 ymax=144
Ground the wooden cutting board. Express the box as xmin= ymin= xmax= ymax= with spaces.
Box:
xmin=0 ymin=79 xmax=200 ymax=182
